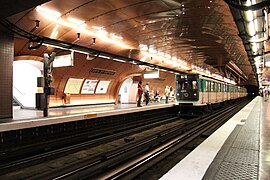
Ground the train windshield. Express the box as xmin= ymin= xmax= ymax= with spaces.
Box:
xmin=176 ymin=75 xmax=199 ymax=101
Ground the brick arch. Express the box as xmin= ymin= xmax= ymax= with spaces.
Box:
xmin=113 ymin=73 xmax=143 ymax=104
xmin=14 ymin=54 xmax=176 ymax=106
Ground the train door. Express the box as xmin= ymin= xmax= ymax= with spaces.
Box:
xmin=215 ymin=83 xmax=218 ymax=102
xmin=200 ymin=79 xmax=204 ymax=104
xmin=228 ymin=85 xmax=232 ymax=100
xmin=207 ymin=81 xmax=212 ymax=103
xmin=205 ymin=80 xmax=210 ymax=104
xmin=221 ymin=84 xmax=224 ymax=102
xmin=208 ymin=81 xmax=211 ymax=103
xmin=224 ymin=84 xmax=228 ymax=101
xmin=217 ymin=83 xmax=221 ymax=102
xmin=210 ymin=82 xmax=215 ymax=102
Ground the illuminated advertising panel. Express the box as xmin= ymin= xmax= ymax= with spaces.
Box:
xmin=64 ymin=78 xmax=84 ymax=94
xmin=53 ymin=52 xmax=74 ymax=67
xmin=144 ymin=70 xmax=159 ymax=79
xmin=95 ymin=80 xmax=111 ymax=94
xmin=81 ymin=80 xmax=98 ymax=94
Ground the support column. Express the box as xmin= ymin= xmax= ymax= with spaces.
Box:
xmin=0 ymin=30 xmax=13 ymax=118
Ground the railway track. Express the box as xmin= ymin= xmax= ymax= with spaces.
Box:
xmin=0 ymin=100 xmax=249 ymax=179
xmin=0 ymin=110 xmax=178 ymax=174
xmin=99 ymin=101 xmax=248 ymax=180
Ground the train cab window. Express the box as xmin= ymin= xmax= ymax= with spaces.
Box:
xmin=192 ymin=81 xmax=197 ymax=90
xmin=177 ymin=79 xmax=199 ymax=101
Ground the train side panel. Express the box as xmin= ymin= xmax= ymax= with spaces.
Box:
xmin=176 ymin=74 xmax=247 ymax=107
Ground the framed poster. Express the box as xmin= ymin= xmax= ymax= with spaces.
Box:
xmin=64 ymin=78 xmax=84 ymax=94
xmin=95 ymin=80 xmax=111 ymax=94
xmin=81 ymin=80 xmax=98 ymax=94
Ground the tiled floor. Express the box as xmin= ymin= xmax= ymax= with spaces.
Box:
xmin=160 ymin=96 xmax=269 ymax=180
xmin=259 ymin=97 xmax=270 ymax=180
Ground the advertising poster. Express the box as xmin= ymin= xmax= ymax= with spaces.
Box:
xmin=81 ymin=80 xmax=98 ymax=94
xmin=95 ymin=80 xmax=111 ymax=94
xmin=64 ymin=78 xmax=84 ymax=94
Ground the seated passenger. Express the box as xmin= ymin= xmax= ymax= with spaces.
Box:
xmin=154 ymin=90 xmax=161 ymax=102
xmin=149 ymin=90 xmax=155 ymax=102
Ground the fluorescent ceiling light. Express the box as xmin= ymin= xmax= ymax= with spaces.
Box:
xmin=67 ymin=17 xmax=87 ymax=27
xmin=92 ymin=26 xmax=104 ymax=30
xmin=110 ymin=33 xmax=123 ymax=40
xmin=36 ymin=6 xmax=61 ymax=21
xmin=144 ymin=70 xmax=160 ymax=79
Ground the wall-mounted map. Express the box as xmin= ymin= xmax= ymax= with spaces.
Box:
xmin=95 ymin=80 xmax=111 ymax=94
xmin=81 ymin=80 xmax=98 ymax=94
xmin=64 ymin=78 xmax=84 ymax=94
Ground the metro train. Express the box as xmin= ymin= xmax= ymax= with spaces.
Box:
xmin=175 ymin=74 xmax=247 ymax=115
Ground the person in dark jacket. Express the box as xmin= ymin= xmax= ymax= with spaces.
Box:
xmin=137 ymin=81 xmax=143 ymax=107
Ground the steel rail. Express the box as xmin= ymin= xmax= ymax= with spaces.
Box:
xmin=45 ymin=102 xmax=247 ymax=179
xmin=0 ymin=112 xmax=177 ymax=174
xmin=100 ymin=102 xmax=247 ymax=179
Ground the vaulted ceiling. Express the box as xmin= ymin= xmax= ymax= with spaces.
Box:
xmin=2 ymin=0 xmax=269 ymax=86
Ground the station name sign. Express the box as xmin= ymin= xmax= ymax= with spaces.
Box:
xmin=90 ymin=68 xmax=115 ymax=75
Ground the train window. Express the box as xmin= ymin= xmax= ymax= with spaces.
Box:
xmin=192 ymin=81 xmax=197 ymax=90
xmin=207 ymin=81 xmax=210 ymax=92
xmin=180 ymin=81 xmax=190 ymax=91
xmin=211 ymin=82 xmax=215 ymax=92
xmin=181 ymin=82 xmax=186 ymax=90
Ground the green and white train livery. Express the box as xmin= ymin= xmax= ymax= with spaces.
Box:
xmin=176 ymin=74 xmax=247 ymax=106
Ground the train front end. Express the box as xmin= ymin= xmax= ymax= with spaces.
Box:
xmin=176 ymin=74 xmax=199 ymax=103
xmin=176 ymin=74 xmax=200 ymax=116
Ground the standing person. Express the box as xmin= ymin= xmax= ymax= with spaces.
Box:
xmin=165 ymin=86 xmax=170 ymax=103
xmin=145 ymin=83 xmax=150 ymax=105
xmin=137 ymin=81 xmax=143 ymax=107
xmin=169 ymin=86 xmax=175 ymax=102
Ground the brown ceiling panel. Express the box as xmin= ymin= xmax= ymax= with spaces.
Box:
xmin=4 ymin=0 xmax=259 ymax=85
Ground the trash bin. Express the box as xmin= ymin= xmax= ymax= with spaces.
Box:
xmin=118 ymin=94 xmax=121 ymax=103
xmin=64 ymin=93 xmax=71 ymax=104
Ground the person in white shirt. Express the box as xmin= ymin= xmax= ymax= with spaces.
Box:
xmin=144 ymin=83 xmax=150 ymax=105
